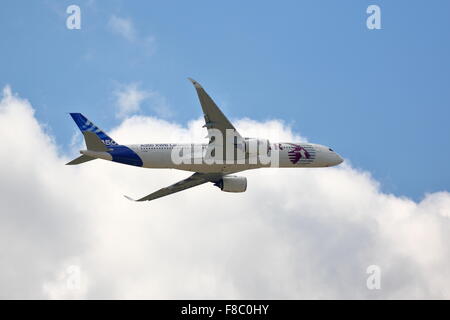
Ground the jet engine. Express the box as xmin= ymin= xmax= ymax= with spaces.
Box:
xmin=214 ymin=176 xmax=247 ymax=193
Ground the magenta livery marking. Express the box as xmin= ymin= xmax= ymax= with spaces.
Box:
xmin=287 ymin=143 xmax=311 ymax=164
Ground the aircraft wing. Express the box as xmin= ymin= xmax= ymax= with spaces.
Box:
xmin=124 ymin=172 xmax=223 ymax=202
xmin=188 ymin=78 xmax=242 ymax=141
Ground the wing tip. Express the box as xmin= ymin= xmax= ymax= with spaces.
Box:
xmin=187 ymin=77 xmax=202 ymax=89
xmin=124 ymin=195 xmax=137 ymax=202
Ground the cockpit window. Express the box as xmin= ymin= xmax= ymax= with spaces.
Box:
xmin=329 ymin=148 xmax=334 ymax=152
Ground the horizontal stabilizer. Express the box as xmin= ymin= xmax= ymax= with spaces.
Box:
xmin=66 ymin=154 xmax=96 ymax=165
xmin=83 ymin=131 xmax=109 ymax=152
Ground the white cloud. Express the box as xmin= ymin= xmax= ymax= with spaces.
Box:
xmin=114 ymin=83 xmax=149 ymax=118
xmin=108 ymin=15 xmax=136 ymax=42
xmin=114 ymin=83 xmax=173 ymax=119
xmin=1 ymin=86 xmax=450 ymax=299
xmin=108 ymin=15 xmax=156 ymax=54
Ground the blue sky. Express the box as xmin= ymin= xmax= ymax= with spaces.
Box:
xmin=1 ymin=0 xmax=449 ymax=200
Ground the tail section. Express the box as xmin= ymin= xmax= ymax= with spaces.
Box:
xmin=67 ymin=113 xmax=142 ymax=167
xmin=67 ymin=113 xmax=117 ymax=165
xmin=69 ymin=113 xmax=118 ymax=146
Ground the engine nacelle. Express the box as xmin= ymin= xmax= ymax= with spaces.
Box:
xmin=244 ymin=138 xmax=271 ymax=157
xmin=215 ymin=176 xmax=247 ymax=193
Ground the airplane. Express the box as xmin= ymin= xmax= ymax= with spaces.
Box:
xmin=67 ymin=78 xmax=343 ymax=202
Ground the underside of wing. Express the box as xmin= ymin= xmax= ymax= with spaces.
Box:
xmin=124 ymin=172 xmax=223 ymax=202
xmin=65 ymin=154 xmax=96 ymax=165
xmin=188 ymin=78 xmax=242 ymax=142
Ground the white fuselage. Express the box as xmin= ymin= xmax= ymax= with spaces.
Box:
xmin=82 ymin=142 xmax=343 ymax=173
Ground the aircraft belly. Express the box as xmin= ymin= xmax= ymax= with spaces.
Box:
xmin=140 ymin=151 xmax=174 ymax=168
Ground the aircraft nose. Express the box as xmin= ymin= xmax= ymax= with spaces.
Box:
xmin=335 ymin=153 xmax=344 ymax=165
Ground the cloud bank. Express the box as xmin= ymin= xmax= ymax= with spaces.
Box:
xmin=0 ymin=86 xmax=449 ymax=299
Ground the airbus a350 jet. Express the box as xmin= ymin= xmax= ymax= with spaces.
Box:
xmin=67 ymin=78 xmax=343 ymax=202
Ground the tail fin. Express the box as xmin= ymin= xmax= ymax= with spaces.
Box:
xmin=67 ymin=113 xmax=117 ymax=165
xmin=69 ymin=113 xmax=118 ymax=147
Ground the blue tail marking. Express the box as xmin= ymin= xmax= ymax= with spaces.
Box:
xmin=70 ymin=113 xmax=118 ymax=146
xmin=69 ymin=113 xmax=143 ymax=167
